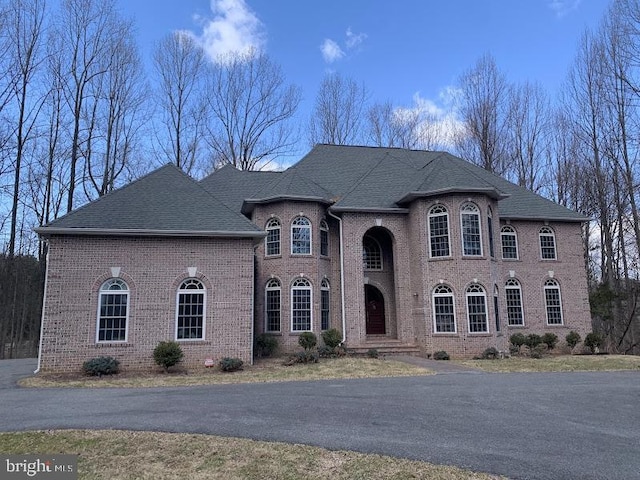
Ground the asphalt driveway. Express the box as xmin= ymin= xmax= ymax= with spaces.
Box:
xmin=0 ymin=359 xmax=638 ymax=480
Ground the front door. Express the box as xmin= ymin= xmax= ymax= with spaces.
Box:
xmin=365 ymin=285 xmax=386 ymax=334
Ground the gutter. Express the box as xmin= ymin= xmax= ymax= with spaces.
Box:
xmin=327 ymin=210 xmax=347 ymax=345
xmin=34 ymin=246 xmax=50 ymax=374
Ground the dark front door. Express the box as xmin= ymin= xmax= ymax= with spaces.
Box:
xmin=365 ymin=285 xmax=386 ymax=335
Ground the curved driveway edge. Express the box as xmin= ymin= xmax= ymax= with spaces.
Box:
xmin=0 ymin=358 xmax=37 ymax=389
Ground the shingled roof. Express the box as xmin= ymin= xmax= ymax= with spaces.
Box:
xmin=36 ymin=164 xmax=264 ymax=238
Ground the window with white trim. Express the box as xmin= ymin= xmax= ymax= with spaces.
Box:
xmin=321 ymin=279 xmax=330 ymax=330
xmin=291 ymin=216 xmax=311 ymax=255
xmin=539 ymin=226 xmax=557 ymax=260
xmin=363 ymin=236 xmax=383 ymax=270
xmin=544 ymin=279 xmax=563 ymax=325
xmin=176 ymin=278 xmax=205 ymax=340
xmin=505 ymin=278 xmax=524 ymax=326
xmin=291 ymin=278 xmax=312 ymax=331
xmin=487 ymin=207 xmax=495 ymax=258
xmin=428 ymin=205 xmax=450 ymax=257
xmin=265 ymin=278 xmax=281 ymax=332
xmin=320 ymin=220 xmax=329 ymax=257
xmin=466 ymin=283 xmax=488 ymax=333
xmin=265 ymin=218 xmax=281 ymax=256
xmin=501 ymin=225 xmax=518 ymax=260
xmin=432 ymin=284 xmax=456 ymax=333
xmin=97 ymin=278 xmax=129 ymax=342
xmin=461 ymin=203 xmax=482 ymax=256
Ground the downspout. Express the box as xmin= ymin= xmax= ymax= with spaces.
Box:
xmin=328 ymin=210 xmax=347 ymax=345
xmin=34 ymin=245 xmax=50 ymax=374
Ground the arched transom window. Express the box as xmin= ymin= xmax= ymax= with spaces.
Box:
xmin=544 ymin=278 xmax=563 ymax=325
xmin=321 ymin=279 xmax=330 ymax=330
xmin=265 ymin=278 xmax=281 ymax=332
xmin=505 ymin=278 xmax=524 ymax=326
xmin=176 ymin=278 xmax=205 ymax=340
xmin=501 ymin=225 xmax=518 ymax=260
xmin=97 ymin=278 xmax=129 ymax=342
xmin=291 ymin=217 xmax=312 ymax=255
xmin=265 ymin=218 xmax=281 ymax=256
xmin=466 ymin=283 xmax=488 ymax=333
xmin=320 ymin=220 xmax=329 ymax=257
xmin=539 ymin=226 xmax=557 ymax=260
xmin=461 ymin=203 xmax=482 ymax=256
xmin=291 ymin=278 xmax=312 ymax=331
xmin=363 ymin=236 xmax=383 ymax=270
xmin=432 ymin=284 xmax=456 ymax=333
xmin=428 ymin=205 xmax=450 ymax=258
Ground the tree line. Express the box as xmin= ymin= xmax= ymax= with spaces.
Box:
xmin=0 ymin=0 xmax=638 ymax=357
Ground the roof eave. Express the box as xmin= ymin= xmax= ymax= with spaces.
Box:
xmin=329 ymin=206 xmax=410 ymax=214
xmin=35 ymin=227 xmax=266 ymax=239
xmin=397 ymin=187 xmax=510 ymax=204
xmin=241 ymin=195 xmax=332 ymax=215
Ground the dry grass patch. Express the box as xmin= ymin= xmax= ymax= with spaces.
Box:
xmin=456 ymin=354 xmax=640 ymax=373
xmin=20 ymin=357 xmax=432 ymax=388
xmin=0 ymin=430 xmax=505 ymax=480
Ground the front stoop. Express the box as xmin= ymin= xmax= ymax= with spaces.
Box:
xmin=349 ymin=338 xmax=422 ymax=356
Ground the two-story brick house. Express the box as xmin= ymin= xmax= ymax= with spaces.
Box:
xmin=36 ymin=145 xmax=591 ymax=372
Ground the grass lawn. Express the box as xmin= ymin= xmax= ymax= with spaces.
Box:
xmin=456 ymin=354 xmax=640 ymax=373
xmin=19 ymin=357 xmax=433 ymax=388
xmin=0 ymin=430 xmax=505 ymax=480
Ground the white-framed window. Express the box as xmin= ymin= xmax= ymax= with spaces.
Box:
xmin=487 ymin=207 xmax=495 ymax=258
xmin=320 ymin=220 xmax=329 ymax=257
xmin=501 ymin=225 xmax=518 ymax=260
xmin=265 ymin=218 xmax=281 ymax=256
xmin=265 ymin=278 xmax=281 ymax=332
xmin=363 ymin=235 xmax=383 ymax=270
xmin=291 ymin=216 xmax=311 ymax=255
xmin=97 ymin=278 xmax=129 ymax=342
xmin=176 ymin=278 xmax=205 ymax=340
xmin=291 ymin=278 xmax=312 ymax=331
xmin=539 ymin=226 xmax=557 ymax=260
xmin=321 ymin=278 xmax=330 ymax=330
xmin=461 ymin=203 xmax=482 ymax=256
xmin=428 ymin=205 xmax=450 ymax=258
xmin=432 ymin=284 xmax=456 ymax=333
xmin=505 ymin=278 xmax=524 ymax=326
xmin=466 ymin=283 xmax=488 ymax=333
xmin=544 ymin=278 xmax=563 ymax=325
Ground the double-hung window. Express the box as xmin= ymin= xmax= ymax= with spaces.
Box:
xmin=505 ymin=279 xmax=524 ymax=326
xmin=544 ymin=279 xmax=563 ymax=325
xmin=501 ymin=225 xmax=518 ymax=259
xmin=176 ymin=279 xmax=205 ymax=340
xmin=265 ymin=218 xmax=281 ymax=256
xmin=291 ymin=217 xmax=311 ymax=255
xmin=291 ymin=278 xmax=312 ymax=331
xmin=539 ymin=227 xmax=557 ymax=260
xmin=265 ymin=278 xmax=281 ymax=332
xmin=97 ymin=279 xmax=129 ymax=342
xmin=466 ymin=284 xmax=488 ymax=333
xmin=461 ymin=203 xmax=482 ymax=256
xmin=433 ymin=285 xmax=456 ymax=333
xmin=428 ymin=205 xmax=450 ymax=257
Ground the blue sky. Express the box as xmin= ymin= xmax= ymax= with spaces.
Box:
xmin=118 ymin=0 xmax=610 ymax=156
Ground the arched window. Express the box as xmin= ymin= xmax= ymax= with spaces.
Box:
xmin=428 ymin=205 xmax=450 ymax=258
xmin=291 ymin=278 xmax=312 ymax=331
xmin=321 ymin=279 xmax=330 ymax=330
xmin=97 ymin=278 xmax=129 ymax=342
xmin=461 ymin=203 xmax=482 ymax=256
xmin=544 ymin=279 xmax=563 ymax=325
xmin=539 ymin=226 xmax=556 ymax=260
xmin=265 ymin=218 xmax=281 ymax=256
xmin=363 ymin=236 xmax=383 ymax=270
xmin=432 ymin=284 xmax=456 ymax=333
xmin=176 ymin=278 xmax=205 ymax=340
xmin=505 ymin=278 xmax=524 ymax=326
xmin=320 ymin=220 xmax=329 ymax=257
xmin=265 ymin=278 xmax=281 ymax=332
xmin=291 ymin=216 xmax=311 ymax=255
xmin=487 ymin=207 xmax=495 ymax=258
xmin=501 ymin=225 xmax=518 ymax=260
xmin=466 ymin=283 xmax=488 ymax=333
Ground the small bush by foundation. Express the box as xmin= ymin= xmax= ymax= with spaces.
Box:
xmin=566 ymin=331 xmax=582 ymax=349
xmin=255 ymin=334 xmax=278 ymax=358
xmin=153 ymin=341 xmax=184 ymax=372
xmin=219 ymin=357 xmax=244 ymax=372
xmin=82 ymin=356 xmax=120 ymax=376
xmin=433 ymin=350 xmax=450 ymax=360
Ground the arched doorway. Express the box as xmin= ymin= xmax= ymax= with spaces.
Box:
xmin=365 ymin=284 xmax=386 ymax=334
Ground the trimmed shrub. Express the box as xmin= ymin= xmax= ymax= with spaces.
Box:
xmin=367 ymin=348 xmax=379 ymax=359
xmin=525 ymin=334 xmax=543 ymax=350
xmin=286 ymin=350 xmax=319 ymax=365
xmin=541 ymin=333 xmax=559 ymax=350
xmin=321 ymin=328 xmax=342 ymax=350
xmin=82 ymin=356 xmax=120 ymax=376
xmin=481 ymin=347 xmax=499 ymax=360
xmin=530 ymin=343 xmax=548 ymax=359
xmin=255 ymin=334 xmax=278 ymax=358
xmin=433 ymin=350 xmax=450 ymax=360
xmin=584 ymin=332 xmax=604 ymax=354
xmin=219 ymin=357 xmax=244 ymax=372
xmin=298 ymin=332 xmax=317 ymax=351
xmin=153 ymin=341 xmax=184 ymax=372
xmin=509 ymin=333 xmax=527 ymax=353
xmin=566 ymin=331 xmax=582 ymax=349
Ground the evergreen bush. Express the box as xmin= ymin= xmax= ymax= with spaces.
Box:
xmin=153 ymin=341 xmax=184 ymax=372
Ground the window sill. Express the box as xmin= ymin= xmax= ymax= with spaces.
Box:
xmin=467 ymin=332 xmax=492 ymax=336
xmin=265 ymin=255 xmax=282 ymax=259
xmin=433 ymin=332 xmax=458 ymax=336
xmin=428 ymin=256 xmax=453 ymax=261
xmin=289 ymin=331 xmax=312 ymax=335
xmin=94 ymin=342 xmax=131 ymax=348
xmin=507 ymin=325 xmax=526 ymax=329
xmin=176 ymin=340 xmax=211 ymax=345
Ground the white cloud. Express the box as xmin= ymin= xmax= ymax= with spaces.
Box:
xmin=320 ymin=39 xmax=345 ymax=63
xmin=320 ymin=27 xmax=367 ymax=63
xmin=189 ymin=0 xmax=266 ymax=61
xmin=548 ymin=0 xmax=582 ymax=18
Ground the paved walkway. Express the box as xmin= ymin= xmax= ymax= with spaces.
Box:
xmin=387 ymin=354 xmax=484 ymax=373
xmin=0 ymin=358 xmax=37 ymax=389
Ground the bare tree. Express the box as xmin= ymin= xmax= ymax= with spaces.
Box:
xmin=207 ymin=49 xmax=301 ymax=171
xmin=366 ymin=101 xmax=422 ymax=149
xmin=153 ymin=31 xmax=208 ymax=175
xmin=308 ymin=72 xmax=368 ymax=146
xmin=454 ymin=53 xmax=510 ymax=174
